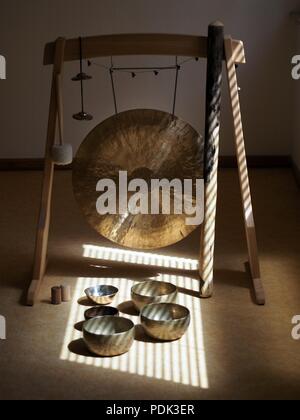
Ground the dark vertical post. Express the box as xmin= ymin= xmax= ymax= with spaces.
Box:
xmin=204 ymin=21 xmax=224 ymax=183
xmin=200 ymin=21 xmax=224 ymax=297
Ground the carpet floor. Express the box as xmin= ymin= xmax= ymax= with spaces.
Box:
xmin=0 ymin=169 xmax=299 ymax=400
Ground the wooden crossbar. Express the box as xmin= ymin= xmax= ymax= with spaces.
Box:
xmin=43 ymin=34 xmax=246 ymax=65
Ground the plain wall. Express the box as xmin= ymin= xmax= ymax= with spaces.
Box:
xmin=0 ymin=0 xmax=298 ymax=159
xmin=292 ymin=21 xmax=300 ymax=170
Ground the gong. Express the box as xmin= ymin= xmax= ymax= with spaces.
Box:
xmin=73 ymin=109 xmax=203 ymax=249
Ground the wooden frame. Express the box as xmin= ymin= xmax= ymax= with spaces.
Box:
xmin=224 ymin=36 xmax=265 ymax=304
xmin=27 ymin=28 xmax=265 ymax=306
xmin=43 ymin=34 xmax=245 ymax=65
xmin=27 ymin=38 xmax=66 ymax=305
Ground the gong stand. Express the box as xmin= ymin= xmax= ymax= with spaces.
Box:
xmin=26 ymin=22 xmax=265 ymax=306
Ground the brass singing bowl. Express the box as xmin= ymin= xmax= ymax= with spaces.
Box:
xmin=83 ymin=316 xmax=135 ymax=357
xmin=73 ymin=109 xmax=203 ymax=249
xmin=85 ymin=285 xmax=119 ymax=305
xmin=84 ymin=306 xmax=119 ymax=320
xmin=131 ymin=280 xmax=177 ymax=312
xmin=141 ymin=303 xmax=190 ymax=341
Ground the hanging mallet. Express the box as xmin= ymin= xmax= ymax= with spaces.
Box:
xmin=51 ymin=73 xmax=73 ymax=166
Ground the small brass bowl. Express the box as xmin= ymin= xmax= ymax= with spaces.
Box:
xmin=131 ymin=280 xmax=177 ymax=312
xmin=141 ymin=303 xmax=190 ymax=341
xmin=84 ymin=306 xmax=119 ymax=320
xmin=85 ymin=285 xmax=118 ymax=305
xmin=83 ymin=316 xmax=135 ymax=357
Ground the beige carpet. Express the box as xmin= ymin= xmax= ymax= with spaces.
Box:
xmin=0 ymin=169 xmax=299 ymax=400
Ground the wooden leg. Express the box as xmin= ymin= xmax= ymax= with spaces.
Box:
xmin=26 ymin=38 xmax=66 ymax=306
xmin=27 ymin=160 xmax=54 ymax=305
xmin=224 ymin=36 xmax=265 ymax=305
xmin=199 ymin=22 xmax=224 ymax=298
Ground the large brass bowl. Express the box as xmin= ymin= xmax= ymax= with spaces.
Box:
xmin=72 ymin=109 xmax=203 ymax=249
xmin=131 ymin=280 xmax=177 ymax=312
xmin=83 ymin=316 xmax=135 ymax=357
xmin=141 ymin=303 xmax=190 ymax=341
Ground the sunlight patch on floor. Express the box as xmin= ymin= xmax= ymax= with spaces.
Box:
xmin=60 ymin=245 xmax=209 ymax=389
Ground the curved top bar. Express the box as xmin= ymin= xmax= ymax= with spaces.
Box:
xmin=43 ymin=34 xmax=246 ymax=65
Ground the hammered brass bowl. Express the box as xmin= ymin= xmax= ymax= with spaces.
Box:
xmin=131 ymin=280 xmax=177 ymax=312
xmin=83 ymin=316 xmax=135 ymax=357
xmin=141 ymin=303 xmax=190 ymax=341
xmin=84 ymin=306 xmax=119 ymax=320
xmin=85 ymin=285 xmax=118 ymax=305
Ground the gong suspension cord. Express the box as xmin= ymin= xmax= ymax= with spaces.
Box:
xmin=106 ymin=55 xmax=187 ymax=117
xmin=111 ymin=65 xmax=177 ymax=72
xmin=172 ymin=57 xmax=180 ymax=119
xmin=79 ymin=37 xmax=85 ymax=113
xmin=88 ymin=56 xmax=197 ymax=73
xmin=110 ymin=56 xmax=118 ymax=115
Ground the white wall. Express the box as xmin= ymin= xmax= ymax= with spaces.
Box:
xmin=0 ymin=0 xmax=298 ymax=159
xmin=292 ymin=21 xmax=300 ymax=170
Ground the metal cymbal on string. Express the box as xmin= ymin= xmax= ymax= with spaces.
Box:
xmin=73 ymin=111 xmax=93 ymax=121
xmin=72 ymin=36 xmax=93 ymax=121
xmin=72 ymin=109 xmax=203 ymax=250
xmin=72 ymin=72 xmax=92 ymax=82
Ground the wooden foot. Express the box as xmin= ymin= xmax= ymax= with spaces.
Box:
xmin=245 ymin=262 xmax=265 ymax=305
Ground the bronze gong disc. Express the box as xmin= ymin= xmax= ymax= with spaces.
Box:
xmin=72 ymin=109 xmax=203 ymax=249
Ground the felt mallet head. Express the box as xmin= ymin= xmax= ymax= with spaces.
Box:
xmin=51 ymin=144 xmax=73 ymax=166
